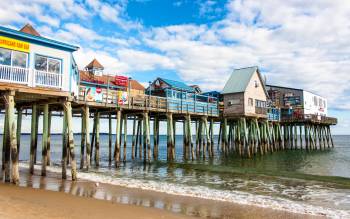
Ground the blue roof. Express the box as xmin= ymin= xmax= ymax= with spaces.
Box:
xmin=202 ymin=91 xmax=221 ymax=96
xmin=159 ymin=78 xmax=195 ymax=92
xmin=0 ymin=26 xmax=79 ymax=52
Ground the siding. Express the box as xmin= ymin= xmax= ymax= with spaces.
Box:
xmin=223 ymin=92 xmax=244 ymax=116
xmin=244 ymin=71 xmax=267 ymax=117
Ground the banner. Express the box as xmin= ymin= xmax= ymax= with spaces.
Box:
xmin=0 ymin=36 xmax=30 ymax=52
xmin=118 ymin=91 xmax=128 ymax=105
xmin=85 ymin=86 xmax=103 ymax=102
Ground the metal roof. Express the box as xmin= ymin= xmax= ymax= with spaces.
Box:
xmin=158 ymin=78 xmax=195 ymax=92
xmin=222 ymin=66 xmax=258 ymax=94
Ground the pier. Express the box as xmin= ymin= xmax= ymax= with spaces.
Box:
xmin=0 ymin=24 xmax=337 ymax=184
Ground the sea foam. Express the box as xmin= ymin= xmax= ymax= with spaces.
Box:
xmin=19 ymin=163 xmax=349 ymax=218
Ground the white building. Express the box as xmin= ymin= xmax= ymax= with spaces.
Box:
xmin=0 ymin=24 xmax=79 ymax=96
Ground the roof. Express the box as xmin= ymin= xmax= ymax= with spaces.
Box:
xmin=80 ymin=70 xmax=144 ymax=90
xmin=202 ymin=91 xmax=221 ymax=96
xmin=222 ymin=66 xmax=258 ymax=94
xmin=85 ymin=58 xmax=104 ymax=70
xmin=19 ymin=24 xmax=40 ymax=36
xmin=0 ymin=25 xmax=79 ymax=51
xmin=130 ymin=80 xmax=145 ymax=90
xmin=80 ymin=70 xmax=113 ymax=85
xmin=158 ymin=78 xmax=195 ymax=93
xmin=266 ymin=84 xmax=303 ymax=92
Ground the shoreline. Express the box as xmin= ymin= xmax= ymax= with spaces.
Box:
xmin=0 ymin=164 xmax=324 ymax=219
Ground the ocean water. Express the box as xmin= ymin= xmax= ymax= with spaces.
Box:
xmin=4 ymin=134 xmax=350 ymax=217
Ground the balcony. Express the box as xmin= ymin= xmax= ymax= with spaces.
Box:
xmin=0 ymin=64 xmax=62 ymax=89
xmin=255 ymin=106 xmax=267 ymax=115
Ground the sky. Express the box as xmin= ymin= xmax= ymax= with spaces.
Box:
xmin=0 ymin=0 xmax=350 ymax=134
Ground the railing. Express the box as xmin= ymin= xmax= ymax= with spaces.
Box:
xmin=0 ymin=64 xmax=29 ymax=84
xmin=281 ymin=114 xmax=337 ymax=125
xmin=0 ymin=64 xmax=63 ymax=89
xmin=79 ymin=85 xmax=219 ymax=116
xmin=34 ymin=70 xmax=62 ymax=89
xmin=255 ymin=106 xmax=267 ymax=114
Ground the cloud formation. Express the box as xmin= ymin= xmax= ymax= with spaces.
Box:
xmin=0 ymin=0 xmax=350 ymax=111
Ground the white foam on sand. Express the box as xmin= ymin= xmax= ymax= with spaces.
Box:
xmin=20 ymin=163 xmax=350 ymax=218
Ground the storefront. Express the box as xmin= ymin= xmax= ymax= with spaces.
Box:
xmin=0 ymin=24 xmax=79 ymax=94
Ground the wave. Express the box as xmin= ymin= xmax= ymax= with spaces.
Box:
xmin=19 ymin=162 xmax=349 ymax=218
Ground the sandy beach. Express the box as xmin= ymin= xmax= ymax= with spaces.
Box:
xmin=0 ymin=183 xmax=195 ymax=219
xmin=0 ymin=167 xmax=323 ymax=219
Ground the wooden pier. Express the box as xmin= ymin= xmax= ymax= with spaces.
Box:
xmin=0 ymin=24 xmax=338 ymax=184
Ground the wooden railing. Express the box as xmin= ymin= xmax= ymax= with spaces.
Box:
xmin=78 ymin=85 xmax=219 ymax=116
xmin=281 ymin=114 xmax=337 ymax=125
xmin=255 ymin=106 xmax=267 ymax=114
xmin=0 ymin=64 xmax=29 ymax=85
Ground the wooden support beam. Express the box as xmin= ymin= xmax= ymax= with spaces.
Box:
xmin=166 ymin=113 xmax=174 ymax=161
xmin=328 ymin=126 xmax=334 ymax=148
xmin=153 ymin=115 xmax=159 ymax=160
xmin=123 ymin=113 xmax=127 ymax=163
xmin=183 ymin=118 xmax=188 ymax=160
xmin=4 ymin=93 xmax=18 ymax=184
xmin=34 ymin=109 xmax=39 ymax=164
xmin=84 ymin=105 xmax=91 ymax=170
xmin=299 ymin=125 xmax=303 ymax=150
xmin=95 ymin=111 xmax=100 ymax=166
xmin=138 ymin=118 xmax=143 ymax=159
xmin=16 ymin=107 xmax=22 ymax=167
xmin=210 ymin=118 xmax=214 ymax=157
xmin=47 ymin=110 xmax=52 ymax=166
xmin=80 ymin=109 xmax=86 ymax=169
xmin=64 ymin=101 xmax=77 ymax=181
xmin=187 ymin=115 xmax=194 ymax=160
xmin=132 ymin=116 xmax=137 ymax=160
xmin=91 ymin=115 xmax=97 ymax=163
xmin=135 ymin=118 xmax=141 ymax=159
xmin=62 ymin=109 xmax=68 ymax=179
xmin=29 ymin=104 xmax=37 ymax=175
xmin=145 ymin=112 xmax=151 ymax=163
xmin=108 ymin=113 xmax=112 ymax=165
xmin=114 ymin=109 xmax=121 ymax=167
xmin=2 ymin=106 xmax=10 ymax=182
xmin=41 ymin=104 xmax=49 ymax=176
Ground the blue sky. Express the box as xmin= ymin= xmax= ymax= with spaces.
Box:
xmin=1 ymin=0 xmax=350 ymax=134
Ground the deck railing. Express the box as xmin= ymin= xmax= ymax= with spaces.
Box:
xmin=78 ymin=85 xmax=219 ymax=116
xmin=281 ymin=114 xmax=337 ymax=125
xmin=34 ymin=70 xmax=62 ymax=89
xmin=0 ymin=64 xmax=29 ymax=85
xmin=255 ymin=106 xmax=267 ymax=114
xmin=0 ymin=64 xmax=63 ymax=89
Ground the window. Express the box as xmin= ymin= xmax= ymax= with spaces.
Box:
xmin=0 ymin=48 xmax=11 ymax=65
xmin=248 ymin=98 xmax=253 ymax=106
xmin=255 ymin=100 xmax=266 ymax=108
xmin=12 ymin=51 xmax=27 ymax=68
xmin=228 ymin=99 xmax=240 ymax=106
xmin=0 ymin=48 xmax=27 ymax=67
xmin=35 ymin=55 xmax=61 ymax=73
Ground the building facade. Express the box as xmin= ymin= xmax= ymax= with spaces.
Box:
xmin=0 ymin=24 xmax=79 ymax=96
xmin=222 ymin=66 xmax=268 ymax=118
xmin=266 ymin=85 xmax=328 ymax=118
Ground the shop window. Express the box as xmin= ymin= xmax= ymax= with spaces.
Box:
xmin=35 ymin=55 xmax=61 ymax=73
xmin=0 ymin=48 xmax=27 ymax=67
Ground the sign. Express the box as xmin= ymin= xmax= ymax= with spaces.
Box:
xmin=85 ymin=86 xmax=103 ymax=102
xmin=118 ymin=91 xmax=128 ymax=105
xmin=0 ymin=36 xmax=30 ymax=52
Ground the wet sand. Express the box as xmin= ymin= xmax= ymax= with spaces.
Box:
xmin=0 ymin=167 xmax=323 ymax=219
